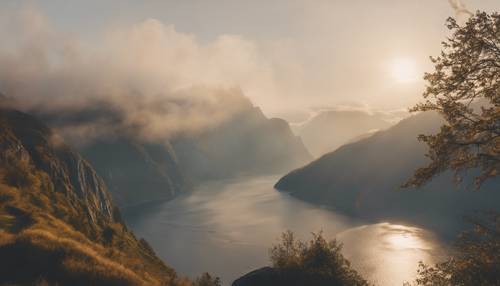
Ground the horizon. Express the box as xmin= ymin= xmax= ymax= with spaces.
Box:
xmin=0 ymin=0 xmax=498 ymax=124
xmin=0 ymin=2 xmax=498 ymax=286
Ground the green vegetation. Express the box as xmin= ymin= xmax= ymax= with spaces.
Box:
xmin=269 ymin=231 xmax=369 ymax=286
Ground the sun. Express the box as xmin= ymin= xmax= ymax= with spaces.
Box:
xmin=389 ymin=58 xmax=418 ymax=83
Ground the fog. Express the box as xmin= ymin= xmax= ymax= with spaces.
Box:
xmin=0 ymin=6 xmax=269 ymax=142
xmin=1 ymin=0 xmax=498 ymax=130
xmin=0 ymin=2 xmax=497 ymax=284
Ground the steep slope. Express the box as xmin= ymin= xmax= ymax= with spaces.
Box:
xmin=173 ymin=107 xmax=312 ymax=180
xmin=35 ymin=102 xmax=311 ymax=206
xmin=276 ymin=111 xmax=500 ymax=234
xmin=30 ymin=105 xmax=191 ymax=207
xmin=0 ymin=108 xmax=184 ymax=285
xmin=297 ymin=110 xmax=394 ymax=157
xmin=80 ymin=138 xmax=190 ymax=207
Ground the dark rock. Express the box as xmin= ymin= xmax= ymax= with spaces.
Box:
xmin=232 ymin=267 xmax=278 ymax=286
xmin=232 ymin=267 xmax=355 ymax=286
xmin=80 ymin=138 xmax=190 ymax=207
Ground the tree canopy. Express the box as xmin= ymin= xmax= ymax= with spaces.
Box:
xmin=405 ymin=11 xmax=499 ymax=188
xmin=405 ymin=11 xmax=500 ymax=286
xmin=269 ymin=231 xmax=369 ymax=286
xmin=409 ymin=212 xmax=500 ymax=286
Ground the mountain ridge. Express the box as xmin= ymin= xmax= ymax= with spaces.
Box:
xmin=296 ymin=110 xmax=395 ymax=157
xmin=0 ymin=107 xmax=187 ymax=285
xmin=276 ymin=111 xmax=500 ymax=236
xmin=32 ymin=100 xmax=312 ymax=206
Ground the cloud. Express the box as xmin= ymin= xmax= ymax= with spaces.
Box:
xmin=0 ymin=6 xmax=284 ymax=143
xmin=0 ymin=2 xmax=466 ymax=141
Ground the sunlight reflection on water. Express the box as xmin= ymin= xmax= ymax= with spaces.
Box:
xmin=124 ymin=176 xmax=446 ymax=286
xmin=339 ymin=223 xmax=446 ymax=286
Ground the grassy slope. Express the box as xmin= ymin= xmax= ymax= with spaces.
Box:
xmin=0 ymin=110 xmax=189 ymax=286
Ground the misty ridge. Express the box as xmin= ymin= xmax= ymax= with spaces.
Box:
xmin=0 ymin=6 xmax=316 ymax=214
xmin=0 ymin=7 xmax=278 ymax=144
xmin=0 ymin=1 xmax=498 ymax=286
xmin=294 ymin=108 xmax=403 ymax=157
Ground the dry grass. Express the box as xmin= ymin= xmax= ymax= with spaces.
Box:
xmin=0 ymin=125 xmax=182 ymax=286
xmin=0 ymin=180 xmax=180 ymax=285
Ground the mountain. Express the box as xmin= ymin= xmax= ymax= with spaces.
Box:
xmin=0 ymin=108 xmax=185 ymax=285
xmin=173 ymin=107 xmax=312 ymax=181
xmin=80 ymin=138 xmax=190 ymax=207
xmin=296 ymin=110 xmax=394 ymax=157
xmin=35 ymin=103 xmax=311 ymax=206
xmin=276 ymin=111 xmax=500 ymax=235
xmin=29 ymin=106 xmax=192 ymax=207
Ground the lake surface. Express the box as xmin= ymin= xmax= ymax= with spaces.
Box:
xmin=123 ymin=176 xmax=446 ymax=286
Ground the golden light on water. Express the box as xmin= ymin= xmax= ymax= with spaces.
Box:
xmin=339 ymin=223 xmax=444 ymax=286
xmin=383 ymin=224 xmax=432 ymax=250
xmin=386 ymin=232 xmax=421 ymax=249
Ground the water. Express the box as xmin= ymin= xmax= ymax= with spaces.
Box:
xmin=123 ymin=176 xmax=446 ymax=285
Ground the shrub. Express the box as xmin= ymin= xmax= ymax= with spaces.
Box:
xmin=193 ymin=273 xmax=222 ymax=286
xmin=410 ymin=213 xmax=500 ymax=286
xmin=269 ymin=231 xmax=369 ymax=286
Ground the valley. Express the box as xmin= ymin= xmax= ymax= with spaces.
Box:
xmin=0 ymin=2 xmax=498 ymax=286
xmin=123 ymin=176 xmax=446 ymax=286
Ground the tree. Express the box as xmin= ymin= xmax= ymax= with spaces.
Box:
xmin=404 ymin=12 xmax=500 ymax=286
xmin=193 ymin=273 xmax=221 ymax=286
xmin=269 ymin=231 xmax=369 ymax=286
xmin=405 ymin=12 xmax=500 ymax=188
xmin=409 ymin=212 xmax=500 ymax=286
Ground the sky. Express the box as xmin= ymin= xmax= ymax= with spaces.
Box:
xmin=0 ymin=0 xmax=499 ymax=122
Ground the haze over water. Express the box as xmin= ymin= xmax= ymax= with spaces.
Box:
xmin=124 ymin=176 xmax=446 ymax=286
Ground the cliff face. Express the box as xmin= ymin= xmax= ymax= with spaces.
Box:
xmin=173 ymin=107 xmax=312 ymax=181
xmin=0 ymin=108 xmax=182 ymax=285
xmin=34 ymin=102 xmax=311 ymax=206
xmin=0 ymin=108 xmax=115 ymax=224
xmin=80 ymin=138 xmax=190 ymax=207
xmin=77 ymin=105 xmax=311 ymax=207
xmin=276 ymin=111 xmax=500 ymax=234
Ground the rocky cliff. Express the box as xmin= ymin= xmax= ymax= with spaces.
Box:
xmin=0 ymin=108 xmax=185 ymax=285
xmin=0 ymin=108 xmax=115 ymax=224
xmin=34 ymin=102 xmax=311 ymax=206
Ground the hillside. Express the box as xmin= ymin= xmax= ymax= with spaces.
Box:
xmin=276 ymin=111 xmax=500 ymax=235
xmin=0 ymin=108 xmax=186 ymax=285
xmin=35 ymin=102 xmax=311 ymax=206
xmin=80 ymin=138 xmax=190 ymax=207
xmin=296 ymin=110 xmax=394 ymax=157
xmin=173 ymin=107 xmax=312 ymax=181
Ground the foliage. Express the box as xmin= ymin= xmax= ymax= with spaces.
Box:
xmin=193 ymin=273 xmax=222 ymax=286
xmin=269 ymin=231 xmax=369 ymax=286
xmin=405 ymin=12 xmax=500 ymax=188
xmin=408 ymin=213 xmax=500 ymax=286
